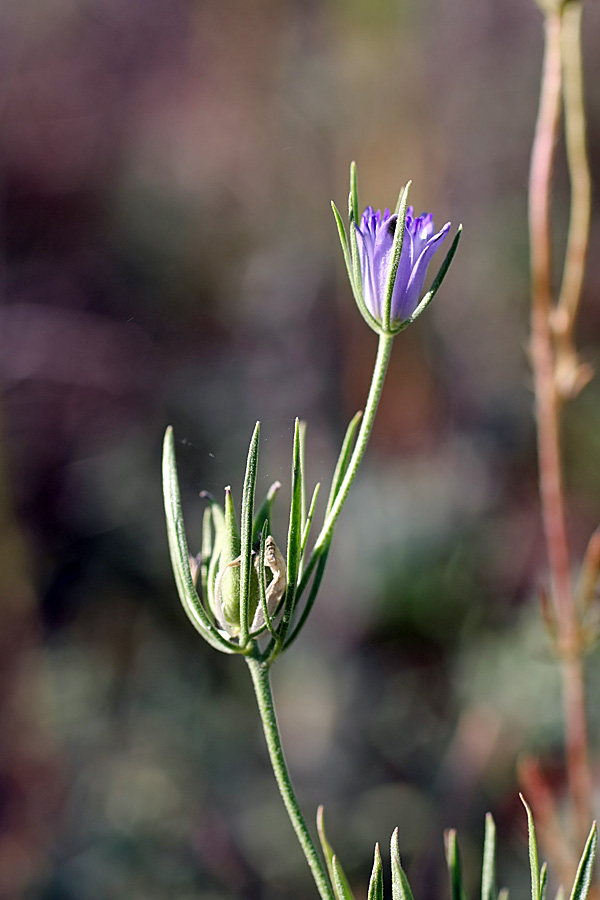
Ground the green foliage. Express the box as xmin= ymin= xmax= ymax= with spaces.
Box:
xmin=317 ymin=806 xmax=597 ymax=900
xmin=163 ymin=407 xmax=372 ymax=663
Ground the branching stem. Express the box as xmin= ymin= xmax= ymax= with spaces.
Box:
xmin=529 ymin=5 xmax=592 ymax=844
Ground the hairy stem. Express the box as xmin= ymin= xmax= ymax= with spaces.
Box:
xmin=246 ymin=656 xmax=335 ymax=900
xmin=528 ymin=7 xmax=591 ymax=842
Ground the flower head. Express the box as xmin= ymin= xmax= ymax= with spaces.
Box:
xmin=331 ymin=164 xmax=461 ymax=335
xmin=356 ymin=206 xmax=450 ymax=326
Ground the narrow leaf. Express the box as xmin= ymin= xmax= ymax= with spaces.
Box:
xmin=540 ymin=863 xmax=547 ymax=900
xmin=273 ymin=418 xmax=303 ymax=654
xmin=391 ymin=829 xmax=416 ymax=900
xmin=316 ymin=807 xmax=356 ymax=900
xmin=332 ymin=857 xmax=356 ymax=900
xmin=300 ymin=482 xmax=321 ymax=560
xmin=481 ymin=813 xmax=497 ymax=900
xmin=326 ymin=411 xmax=363 ymax=516
xmin=445 ymin=829 xmax=467 ymax=900
xmin=238 ymin=422 xmax=260 ymax=647
xmin=520 ymin=794 xmax=540 ymax=900
xmin=568 ymin=821 xmax=597 ymax=900
xmin=367 ymin=844 xmax=384 ymax=900
xmin=162 ymin=427 xmax=238 ymax=654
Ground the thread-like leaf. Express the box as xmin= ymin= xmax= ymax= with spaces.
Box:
xmin=568 ymin=821 xmax=597 ymax=900
xmin=540 ymin=863 xmax=548 ymax=900
xmin=316 ymin=807 xmax=356 ymax=900
xmin=238 ymin=422 xmax=260 ymax=647
xmin=271 ymin=418 xmax=303 ymax=657
xmin=391 ymin=829 xmax=416 ymax=900
xmin=325 ymin=411 xmax=363 ymax=516
xmin=445 ymin=829 xmax=467 ymax=900
xmin=300 ymin=482 xmax=321 ymax=560
xmin=331 ymin=858 xmax=355 ymax=900
xmin=520 ymin=794 xmax=540 ymax=900
xmin=349 ymin=160 xmax=359 ymax=225
xmin=367 ymin=844 xmax=384 ymax=900
xmin=162 ymin=427 xmax=238 ymax=654
xmin=481 ymin=813 xmax=497 ymax=900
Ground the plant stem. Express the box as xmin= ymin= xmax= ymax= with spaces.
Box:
xmin=555 ymin=1 xmax=591 ymax=354
xmin=246 ymin=656 xmax=335 ymax=900
xmin=528 ymin=7 xmax=592 ymax=843
xmin=312 ymin=332 xmax=395 ymax=556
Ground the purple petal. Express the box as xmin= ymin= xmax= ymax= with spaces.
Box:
xmin=393 ymin=222 xmax=451 ymax=322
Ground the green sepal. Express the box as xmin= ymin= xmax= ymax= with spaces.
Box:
xmin=349 ymin=161 xmax=359 ymax=225
xmin=481 ymin=813 xmax=497 ymax=900
xmin=382 ymin=181 xmax=411 ymax=334
xmin=346 ymin=162 xmax=368 ymax=323
xmin=367 ymin=844 xmax=384 ymax=900
xmin=391 ymin=829 xmax=416 ymax=900
xmin=161 ymin=427 xmax=239 ymax=654
xmin=238 ymin=421 xmax=260 ymax=646
xmin=331 ymin=200 xmax=354 ymax=294
xmin=445 ymin=829 xmax=468 ymax=900
xmin=569 ymin=821 xmax=597 ymax=900
xmin=316 ymin=806 xmax=356 ymax=900
xmin=333 ymin=196 xmax=379 ymax=334
xmin=395 ymin=224 xmax=463 ymax=333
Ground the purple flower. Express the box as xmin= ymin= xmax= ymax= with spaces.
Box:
xmin=356 ymin=206 xmax=451 ymax=326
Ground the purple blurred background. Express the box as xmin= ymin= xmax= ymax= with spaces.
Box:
xmin=1 ymin=0 xmax=600 ymax=897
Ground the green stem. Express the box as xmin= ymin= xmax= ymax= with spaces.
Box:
xmin=312 ymin=331 xmax=394 ymax=556
xmin=246 ymin=656 xmax=335 ymax=900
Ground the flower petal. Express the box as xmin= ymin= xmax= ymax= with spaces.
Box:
xmin=395 ymin=222 xmax=451 ymax=322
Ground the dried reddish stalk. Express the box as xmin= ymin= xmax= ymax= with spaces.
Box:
xmin=528 ymin=7 xmax=592 ymax=845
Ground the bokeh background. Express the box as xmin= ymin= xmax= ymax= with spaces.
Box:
xmin=1 ymin=0 xmax=600 ymax=897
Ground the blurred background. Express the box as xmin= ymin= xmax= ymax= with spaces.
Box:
xmin=1 ymin=0 xmax=600 ymax=897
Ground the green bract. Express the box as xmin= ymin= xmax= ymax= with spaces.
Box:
xmin=162 ymin=413 xmax=367 ymax=664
